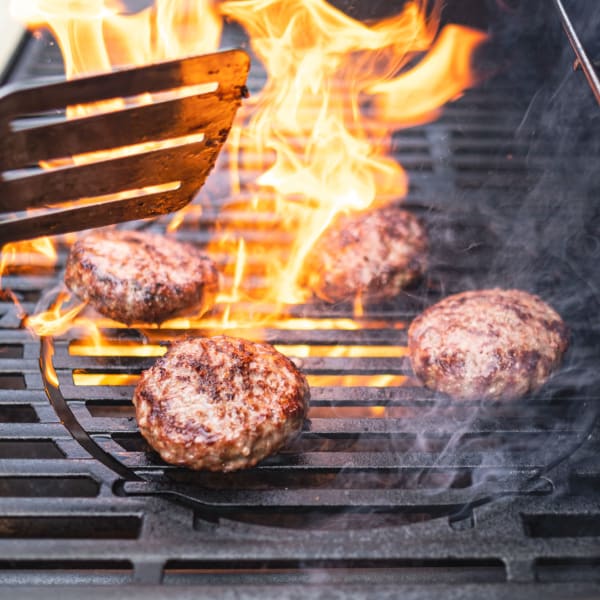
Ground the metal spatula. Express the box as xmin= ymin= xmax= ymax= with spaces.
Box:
xmin=0 ymin=48 xmax=250 ymax=245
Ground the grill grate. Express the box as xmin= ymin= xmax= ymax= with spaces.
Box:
xmin=44 ymin=284 xmax=597 ymax=522
xmin=0 ymin=13 xmax=599 ymax=597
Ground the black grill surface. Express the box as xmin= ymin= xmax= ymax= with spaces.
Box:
xmin=0 ymin=10 xmax=599 ymax=598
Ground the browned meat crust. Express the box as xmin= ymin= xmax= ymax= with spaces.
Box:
xmin=133 ymin=335 xmax=310 ymax=471
xmin=64 ymin=229 xmax=218 ymax=324
xmin=302 ymin=206 xmax=428 ymax=303
xmin=408 ymin=289 xmax=569 ymax=400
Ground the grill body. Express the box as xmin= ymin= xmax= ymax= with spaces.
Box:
xmin=0 ymin=3 xmax=599 ymax=596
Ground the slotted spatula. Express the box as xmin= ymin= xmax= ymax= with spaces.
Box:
xmin=0 ymin=48 xmax=250 ymax=245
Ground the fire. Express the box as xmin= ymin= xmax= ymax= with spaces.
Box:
xmin=25 ymin=292 xmax=85 ymax=337
xmin=72 ymin=374 xmax=406 ymax=388
xmin=307 ymin=374 xmax=408 ymax=388
xmin=10 ymin=0 xmax=224 ymax=235
xmin=276 ymin=344 xmax=410 ymax=387
xmin=73 ymin=373 xmax=140 ymax=386
xmin=275 ymin=346 xmax=408 ymax=358
xmin=69 ymin=341 xmax=166 ymax=357
xmin=217 ymin=0 xmax=422 ymax=304
xmin=10 ymin=1 xmax=488 ymax=394
xmin=214 ymin=0 xmax=487 ymax=306
xmin=367 ymin=25 xmax=489 ymax=127
xmin=70 ymin=343 xmax=409 ymax=392
xmin=217 ymin=238 xmax=248 ymax=325
xmin=5 ymin=0 xmax=223 ymax=307
xmin=43 ymin=341 xmax=60 ymax=388
xmin=10 ymin=0 xmax=222 ymax=78
xmin=0 ymin=237 xmax=57 ymax=276
xmin=0 ymin=236 xmax=57 ymax=318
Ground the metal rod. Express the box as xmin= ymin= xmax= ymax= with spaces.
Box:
xmin=552 ymin=0 xmax=600 ymax=105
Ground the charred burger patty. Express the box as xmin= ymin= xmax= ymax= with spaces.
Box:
xmin=408 ymin=289 xmax=569 ymax=400
xmin=303 ymin=206 xmax=428 ymax=303
xmin=133 ymin=335 xmax=310 ymax=471
xmin=64 ymin=229 xmax=218 ymax=324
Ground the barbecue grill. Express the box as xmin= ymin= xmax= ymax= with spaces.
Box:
xmin=0 ymin=1 xmax=599 ymax=597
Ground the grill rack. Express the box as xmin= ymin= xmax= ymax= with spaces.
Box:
xmin=38 ymin=209 xmax=599 ymax=523
xmin=0 ymin=12 xmax=599 ymax=597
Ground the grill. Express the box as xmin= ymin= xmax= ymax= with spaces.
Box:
xmin=1 ymin=2 xmax=600 ymax=597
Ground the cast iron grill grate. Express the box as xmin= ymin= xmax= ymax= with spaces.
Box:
xmin=41 ymin=238 xmax=599 ymax=525
xmin=0 ymin=14 xmax=598 ymax=597
xmin=16 ymin=25 xmax=594 ymax=523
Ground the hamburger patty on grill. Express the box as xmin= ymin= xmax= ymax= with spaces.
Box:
xmin=64 ymin=229 xmax=218 ymax=324
xmin=303 ymin=206 xmax=427 ymax=303
xmin=408 ymin=289 xmax=569 ymax=400
xmin=133 ymin=335 xmax=310 ymax=471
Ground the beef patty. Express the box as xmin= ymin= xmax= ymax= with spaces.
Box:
xmin=302 ymin=206 xmax=427 ymax=303
xmin=64 ymin=229 xmax=219 ymax=324
xmin=408 ymin=289 xmax=569 ymax=400
xmin=133 ymin=335 xmax=310 ymax=471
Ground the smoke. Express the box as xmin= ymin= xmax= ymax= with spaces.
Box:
xmin=240 ymin=3 xmax=600 ymax=533
xmin=482 ymin=0 xmax=600 ymax=292
xmin=187 ymin=1 xmax=600 ymax=529
xmin=395 ymin=0 xmax=600 ymax=517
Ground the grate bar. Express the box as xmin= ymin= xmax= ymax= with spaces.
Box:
xmin=59 ymin=356 xmax=412 ymax=374
xmin=78 ymin=415 xmax=587 ymax=437
xmin=113 ymin=450 xmax=562 ymax=471
xmin=60 ymin=329 xmax=409 ymax=346
xmin=120 ymin=481 xmax=541 ymax=509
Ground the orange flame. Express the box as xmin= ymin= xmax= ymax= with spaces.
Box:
xmin=11 ymin=1 xmax=487 ymax=399
xmin=69 ymin=342 xmax=409 ymax=393
xmin=214 ymin=0 xmax=487 ymax=308
xmin=0 ymin=237 xmax=57 ymax=282
xmin=24 ymin=291 xmax=85 ymax=337
xmin=367 ymin=24 xmax=489 ymax=127
xmin=7 ymin=0 xmax=224 ymax=348
xmin=0 ymin=237 xmax=58 ymax=319
xmin=218 ymin=0 xmax=428 ymax=304
xmin=10 ymin=0 xmax=222 ymax=78
xmin=11 ymin=0 xmax=223 ymax=215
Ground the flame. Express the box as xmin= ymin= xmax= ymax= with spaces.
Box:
xmin=214 ymin=0 xmax=487 ymax=308
xmin=24 ymin=292 xmax=85 ymax=337
xmin=367 ymin=25 xmax=489 ymax=127
xmin=217 ymin=0 xmax=427 ymax=304
xmin=11 ymin=1 xmax=488 ymax=395
xmin=70 ymin=372 xmax=407 ymax=390
xmin=73 ymin=373 xmax=140 ymax=386
xmin=309 ymin=405 xmax=409 ymax=418
xmin=24 ymin=281 xmax=397 ymax=339
xmin=8 ymin=0 xmax=223 ymax=330
xmin=218 ymin=238 xmax=248 ymax=325
xmin=10 ymin=0 xmax=222 ymax=78
xmin=0 ymin=237 xmax=57 ymax=277
xmin=0 ymin=236 xmax=57 ymax=318
xmin=275 ymin=346 xmax=408 ymax=358
xmin=308 ymin=375 xmax=408 ymax=388
xmin=43 ymin=341 xmax=60 ymax=388
xmin=70 ymin=341 xmax=166 ymax=357
xmin=278 ymin=344 xmax=410 ymax=387
xmin=70 ymin=343 xmax=409 ymax=391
